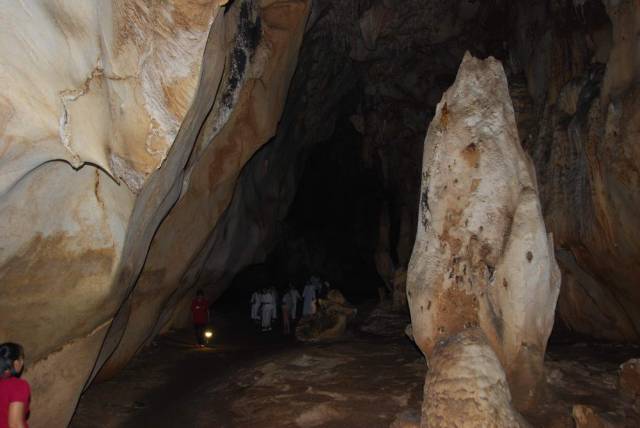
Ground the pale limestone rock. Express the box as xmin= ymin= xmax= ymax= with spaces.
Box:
xmin=0 ymin=1 xmax=309 ymax=426
xmin=0 ymin=0 xmax=220 ymax=192
xmin=95 ymin=0 xmax=311 ymax=379
xmin=407 ymin=53 xmax=560 ymax=410
xmin=0 ymin=1 xmax=222 ymax=424
xmin=422 ymin=329 xmax=529 ymax=428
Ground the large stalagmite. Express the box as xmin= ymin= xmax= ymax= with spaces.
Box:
xmin=407 ymin=53 xmax=561 ymax=414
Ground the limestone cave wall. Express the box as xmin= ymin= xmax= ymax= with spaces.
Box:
xmin=506 ymin=0 xmax=640 ymax=342
xmin=0 ymin=0 xmax=310 ymax=425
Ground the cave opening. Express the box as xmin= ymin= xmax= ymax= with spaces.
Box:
xmin=2 ymin=0 xmax=639 ymax=427
xmin=219 ymin=113 xmax=388 ymax=308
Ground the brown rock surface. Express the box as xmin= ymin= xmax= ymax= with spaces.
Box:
xmin=510 ymin=0 xmax=640 ymax=342
xmin=620 ymin=359 xmax=640 ymax=399
xmin=572 ymin=405 xmax=620 ymax=428
xmin=296 ymin=290 xmax=357 ymax=342
xmin=407 ymin=53 xmax=561 ymax=410
xmin=187 ymin=0 xmax=515 ymax=312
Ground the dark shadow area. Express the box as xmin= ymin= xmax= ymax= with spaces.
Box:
xmin=266 ymin=116 xmax=386 ymax=304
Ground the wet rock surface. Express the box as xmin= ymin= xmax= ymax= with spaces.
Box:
xmin=509 ymin=0 xmax=640 ymax=342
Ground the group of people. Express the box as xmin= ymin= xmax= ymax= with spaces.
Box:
xmin=250 ymin=276 xmax=331 ymax=334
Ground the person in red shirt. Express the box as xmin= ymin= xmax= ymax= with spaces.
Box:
xmin=0 ymin=342 xmax=30 ymax=428
xmin=191 ymin=289 xmax=210 ymax=347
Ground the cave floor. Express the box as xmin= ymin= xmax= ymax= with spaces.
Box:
xmin=70 ymin=304 xmax=640 ymax=428
xmin=70 ymin=303 xmax=426 ymax=428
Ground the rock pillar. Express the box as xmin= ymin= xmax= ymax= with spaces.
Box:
xmin=407 ymin=53 xmax=561 ymax=412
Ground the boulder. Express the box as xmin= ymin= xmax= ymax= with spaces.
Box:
xmin=407 ymin=53 xmax=561 ymax=410
xmin=619 ymin=359 xmax=640 ymax=400
xmin=572 ymin=405 xmax=619 ymax=428
xmin=295 ymin=290 xmax=357 ymax=342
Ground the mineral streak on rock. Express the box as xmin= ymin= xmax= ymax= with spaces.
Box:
xmin=511 ymin=0 xmax=640 ymax=343
xmin=407 ymin=53 xmax=561 ymax=411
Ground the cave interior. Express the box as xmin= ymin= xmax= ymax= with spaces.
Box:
xmin=1 ymin=0 xmax=639 ymax=427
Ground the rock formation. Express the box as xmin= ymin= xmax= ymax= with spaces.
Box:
xmin=572 ymin=405 xmax=621 ymax=428
xmin=620 ymin=359 xmax=640 ymax=402
xmin=508 ymin=0 xmax=640 ymax=342
xmin=94 ymin=0 xmax=311 ymax=381
xmin=296 ymin=290 xmax=357 ymax=342
xmin=0 ymin=0 xmax=310 ymax=425
xmin=407 ymin=53 xmax=561 ymax=411
xmin=422 ymin=329 xmax=529 ymax=428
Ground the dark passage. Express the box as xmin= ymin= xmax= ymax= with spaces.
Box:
xmin=262 ymin=116 xmax=386 ymax=304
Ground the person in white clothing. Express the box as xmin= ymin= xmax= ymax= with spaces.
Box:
xmin=250 ymin=291 xmax=261 ymax=325
xmin=302 ymin=281 xmax=317 ymax=317
xmin=260 ymin=288 xmax=275 ymax=331
xmin=287 ymin=284 xmax=301 ymax=320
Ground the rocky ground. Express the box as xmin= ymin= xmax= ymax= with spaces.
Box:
xmin=531 ymin=341 xmax=640 ymax=427
xmin=70 ymin=302 xmax=425 ymax=428
xmin=70 ymin=302 xmax=640 ymax=427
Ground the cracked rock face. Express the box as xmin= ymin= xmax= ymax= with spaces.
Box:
xmin=0 ymin=0 xmax=309 ymax=426
xmin=0 ymin=0 xmax=219 ymax=193
xmin=407 ymin=53 xmax=561 ymax=411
